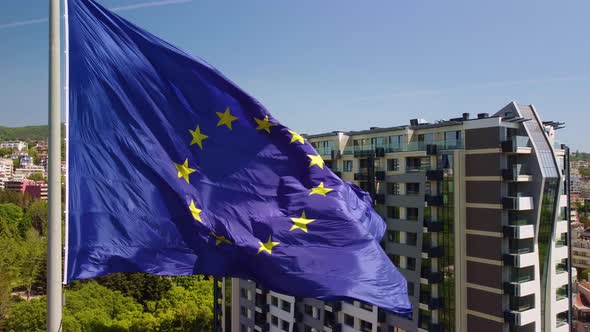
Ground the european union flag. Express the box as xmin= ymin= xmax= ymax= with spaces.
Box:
xmin=66 ymin=0 xmax=411 ymax=315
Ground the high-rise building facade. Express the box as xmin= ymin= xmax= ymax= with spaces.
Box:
xmin=231 ymin=102 xmax=570 ymax=332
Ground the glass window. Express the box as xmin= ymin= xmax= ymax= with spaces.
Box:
xmin=407 ymin=281 xmax=415 ymax=296
xmin=390 ymin=255 xmax=401 ymax=266
xmin=387 ymin=230 xmax=400 ymax=243
xmin=271 ymin=296 xmax=278 ymax=307
xmin=281 ymin=299 xmax=291 ymax=313
xmin=240 ymin=306 xmax=247 ymax=317
xmin=387 ymin=158 xmax=399 ymax=171
xmin=406 ymin=183 xmax=420 ymax=195
xmin=387 ymin=206 xmax=400 ymax=219
xmin=240 ymin=288 xmax=247 ymax=299
xmin=360 ymin=302 xmax=373 ymax=311
xmin=406 ymin=232 xmax=418 ymax=246
xmin=343 ymin=160 xmax=353 ymax=172
xmin=281 ymin=320 xmax=290 ymax=332
xmin=387 ymin=183 xmax=400 ymax=195
xmin=407 ymin=257 xmax=416 ymax=271
xmin=271 ymin=315 xmax=278 ymax=326
xmin=304 ymin=304 xmax=313 ymax=316
xmin=371 ymin=136 xmax=385 ymax=147
xmin=344 ymin=314 xmax=354 ymax=327
xmin=407 ymin=208 xmax=419 ymax=221
xmin=360 ymin=320 xmax=373 ymax=332
xmin=359 ymin=158 xmax=368 ymax=169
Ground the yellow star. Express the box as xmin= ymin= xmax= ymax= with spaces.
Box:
xmin=210 ymin=232 xmax=231 ymax=246
xmin=189 ymin=200 xmax=203 ymax=223
xmin=288 ymin=130 xmax=304 ymax=144
xmin=290 ymin=211 xmax=316 ymax=233
xmin=254 ymin=115 xmax=277 ymax=134
xmin=174 ymin=159 xmax=196 ymax=183
xmin=216 ymin=107 xmax=238 ymax=130
xmin=189 ymin=125 xmax=208 ymax=149
xmin=258 ymin=235 xmax=280 ymax=254
xmin=307 ymin=154 xmax=325 ymax=169
xmin=309 ymin=182 xmax=334 ymax=196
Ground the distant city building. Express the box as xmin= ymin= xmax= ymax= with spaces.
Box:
xmin=0 ymin=141 xmax=28 ymax=152
xmin=573 ymin=282 xmax=590 ymax=331
xmin=0 ymin=158 xmax=13 ymax=178
xmin=13 ymin=165 xmax=46 ymax=180
xmin=19 ymin=155 xmax=34 ymax=168
xmin=3 ymin=180 xmax=48 ymax=200
xmin=232 ymin=102 xmax=571 ymax=332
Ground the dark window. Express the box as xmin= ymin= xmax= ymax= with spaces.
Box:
xmin=344 ymin=314 xmax=354 ymax=327
xmin=304 ymin=304 xmax=313 ymax=316
xmin=387 ymin=183 xmax=400 ymax=195
xmin=406 ymin=232 xmax=418 ymax=246
xmin=360 ymin=320 xmax=373 ymax=332
xmin=407 ymin=282 xmax=415 ymax=296
xmin=240 ymin=306 xmax=247 ymax=317
xmin=281 ymin=299 xmax=291 ymax=313
xmin=387 ymin=230 xmax=400 ymax=243
xmin=390 ymin=255 xmax=401 ymax=266
xmin=271 ymin=315 xmax=278 ymax=326
xmin=240 ymin=288 xmax=248 ymax=299
xmin=407 ymin=208 xmax=419 ymax=221
xmin=408 ymin=258 xmax=419 ymax=272
xmin=406 ymin=183 xmax=420 ymax=195
xmin=271 ymin=296 xmax=278 ymax=307
xmin=241 ymin=324 xmax=247 ymax=332
xmin=343 ymin=160 xmax=353 ymax=172
xmin=387 ymin=206 xmax=400 ymax=219
xmin=359 ymin=158 xmax=368 ymax=169
xmin=281 ymin=320 xmax=290 ymax=332
xmin=360 ymin=302 xmax=373 ymax=311
xmin=387 ymin=158 xmax=399 ymax=171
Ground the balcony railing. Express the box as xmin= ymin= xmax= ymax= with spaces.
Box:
xmin=406 ymin=164 xmax=431 ymax=172
xmin=502 ymin=136 xmax=531 ymax=153
xmin=556 ymin=263 xmax=567 ymax=274
xmin=342 ymin=139 xmax=464 ymax=155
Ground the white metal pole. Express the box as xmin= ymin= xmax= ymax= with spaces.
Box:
xmin=48 ymin=0 xmax=62 ymax=330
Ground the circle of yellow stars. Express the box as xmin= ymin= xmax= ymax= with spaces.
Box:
xmin=173 ymin=106 xmax=336 ymax=254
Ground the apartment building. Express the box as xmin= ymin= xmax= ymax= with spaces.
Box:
xmin=0 ymin=158 xmax=13 ymax=178
xmin=4 ymin=180 xmax=48 ymax=200
xmin=0 ymin=140 xmax=27 ymax=152
xmin=232 ymin=102 xmax=570 ymax=332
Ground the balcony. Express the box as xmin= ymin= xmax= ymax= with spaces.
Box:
xmin=426 ymin=144 xmax=438 ymax=155
xmin=503 ymin=196 xmax=534 ymax=210
xmin=426 ymin=169 xmax=444 ymax=181
xmin=315 ymin=146 xmax=334 ymax=157
xmin=406 ymin=164 xmax=431 ymax=172
xmin=502 ymin=164 xmax=532 ymax=182
xmin=424 ymin=220 xmax=443 ymax=233
xmin=504 ymin=306 xmax=536 ymax=326
xmin=504 ymin=251 xmax=536 ymax=268
xmin=425 ymin=194 xmax=444 ymax=207
xmin=503 ymin=224 xmax=534 ymax=239
xmin=504 ymin=273 xmax=536 ymax=296
xmin=502 ymin=136 xmax=532 ymax=154
xmin=420 ymin=270 xmax=443 ymax=284
xmin=422 ymin=245 xmax=443 ymax=259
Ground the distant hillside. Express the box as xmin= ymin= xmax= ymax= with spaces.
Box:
xmin=0 ymin=125 xmax=49 ymax=142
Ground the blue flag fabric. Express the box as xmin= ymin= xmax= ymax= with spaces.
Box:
xmin=67 ymin=0 xmax=411 ymax=315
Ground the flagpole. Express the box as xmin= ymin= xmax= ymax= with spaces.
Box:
xmin=48 ymin=0 xmax=62 ymax=330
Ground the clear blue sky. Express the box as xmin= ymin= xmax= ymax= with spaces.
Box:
xmin=1 ymin=0 xmax=589 ymax=151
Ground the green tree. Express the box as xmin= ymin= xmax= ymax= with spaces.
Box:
xmin=0 ymin=237 xmax=21 ymax=330
xmin=27 ymin=148 xmax=39 ymax=165
xmin=0 ymin=203 xmax=23 ymax=239
xmin=0 ymin=148 xmax=11 ymax=157
xmin=16 ymin=229 xmax=46 ymax=300
xmin=96 ymin=273 xmax=173 ymax=309
xmin=5 ymin=298 xmax=46 ymax=332
xmin=27 ymin=173 xmax=46 ymax=183
xmin=21 ymin=200 xmax=48 ymax=236
xmin=152 ymin=278 xmax=213 ymax=332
